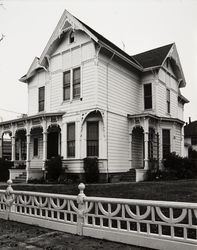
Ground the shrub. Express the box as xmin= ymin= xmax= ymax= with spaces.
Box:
xmin=162 ymin=152 xmax=196 ymax=179
xmin=0 ymin=158 xmax=13 ymax=181
xmin=45 ymin=156 xmax=63 ymax=181
xmin=83 ymin=157 xmax=99 ymax=183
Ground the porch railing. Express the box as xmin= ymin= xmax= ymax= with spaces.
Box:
xmin=0 ymin=181 xmax=196 ymax=250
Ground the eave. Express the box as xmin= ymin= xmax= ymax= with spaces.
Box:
xmin=127 ymin=113 xmax=185 ymax=125
xmin=0 ymin=112 xmax=65 ymax=126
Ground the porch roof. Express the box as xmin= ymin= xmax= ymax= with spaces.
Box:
xmin=0 ymin=112 xmax=65 ymax=126
xmin=127 ymin=113 xmax=185 ymax=125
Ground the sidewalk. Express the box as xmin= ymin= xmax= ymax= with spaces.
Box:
xmin=0 ymin=219 xmax=149 ymax=250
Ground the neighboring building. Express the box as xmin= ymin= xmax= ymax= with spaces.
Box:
xmin=184 ymin=119 xmax=197 ymax=157
xmin=0 ymin=10 xmax=189 ymax=182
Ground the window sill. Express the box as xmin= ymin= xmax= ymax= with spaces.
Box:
xmin=62 ymin=97 xmax=82 ymax=105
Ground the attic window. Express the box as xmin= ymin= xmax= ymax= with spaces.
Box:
xmin=69 ymin=31 xmax=74 ymax=43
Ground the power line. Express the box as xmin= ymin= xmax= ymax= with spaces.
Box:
xmin=0 ymin=108 xmax=25 ymax=115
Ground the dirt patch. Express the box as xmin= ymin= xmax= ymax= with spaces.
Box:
xmin=0 ymin=219 xmax=149 ymax=250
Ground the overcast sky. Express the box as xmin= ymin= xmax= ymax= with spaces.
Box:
xmin=0 ymin=0 xmax=197 ymax=122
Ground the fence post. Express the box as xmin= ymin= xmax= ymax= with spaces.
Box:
xmin=77 ymin=183 xmax=86 ymax=236
xmin=5 ymin=179 xmax=15 ymax=220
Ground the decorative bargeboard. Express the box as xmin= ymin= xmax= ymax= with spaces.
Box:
xmin=0 ymin=181 xmax=196 ymax=250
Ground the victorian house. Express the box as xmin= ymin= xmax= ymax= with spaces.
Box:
xmin=0 ymin=10 xmax=188 ymax=182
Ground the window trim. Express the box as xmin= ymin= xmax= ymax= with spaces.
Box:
xmin=63 ymin=67 xmax=81 ymax=101
xmin=67 ymin=122 xmax=75 ymax=158
xmin=144 ymin=83 xmax=152 ymax=110
xmin=69 ymin=31 xmax=75 ymax=43
xmin=87 ymin=121 xmax=99 ymax=157
xmin=166 ymin=88 xmax=170 ymax=114
xmin=162 ymin=129 xmax=171 ymax=159
xmin=63 ymin=70 xmax=71 ymax=101
xmin=33 ymin=137 xmax=38 ymax=157
xmin=38 ymin=86 xmax=45 ymax=112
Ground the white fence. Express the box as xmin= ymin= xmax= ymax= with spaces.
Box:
xmin=0 ymin=181 xmax=197 ymax=250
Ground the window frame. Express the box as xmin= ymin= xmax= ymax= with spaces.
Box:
xmin=162 ymin=129 xmax=171 ymax=159
xmin=144 ymin=83 xmax=152 ymax=110
xmin=33 ymin=137 xmax=39 ymax=157
xmin=69 ymin=31 xmax=75 ymax=43
xmin=38 ymin=86 xmax=45 ymax=112
xmin=166 ymin=88 xmax=170 ymax=114
xmin=63 ymin=67 xmax=81 ymax=101
xmin=73 ymin=67 xmax=80 ymax=99
xmin=87 ymin=121 xmax=99 ymax=157
xmin=63 ymin=70 xmax=71 ymax=101
xmin=67 ymin=123 xmax=75 ymax=158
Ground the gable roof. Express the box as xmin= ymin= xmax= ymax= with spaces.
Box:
xmin=19 ymin=9 xmax=186 ymax=89
xmin=184 ymin=120 xmax=197 ymax=137
xmin=75 ymin=17 xmax=142 ymax=68
xmin=133 ymin=43 xmax=174 ymax=69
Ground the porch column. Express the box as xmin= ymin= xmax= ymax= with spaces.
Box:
xmin=26 ymin=133 xmax=30 ymax=182
xmin=11 ymin=136 xmax=15 ymax=161
xmin=42 ymin=130 xmax=47 ymax=171
xmin=144 ymin=132 xmax=149 ymax=170
xmin=129 ymin=133 xmax=132 ymax=169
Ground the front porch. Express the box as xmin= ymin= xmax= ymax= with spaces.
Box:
xmin=0 ymin=112 xmax=64 ymax=182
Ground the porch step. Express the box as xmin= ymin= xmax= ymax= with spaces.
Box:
xmin=12 ymin=172 xmax=26 ymax=183
xmin=120 ymin=169 xmax=136 ymax=182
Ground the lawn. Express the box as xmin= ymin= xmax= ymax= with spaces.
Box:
xmin=0 ymin=179 xmax=197 ymax=202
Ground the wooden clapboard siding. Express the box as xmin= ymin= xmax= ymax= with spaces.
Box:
xmin=27 ymin=32 xmax=96 ymax=116
xmin=97 ymin=57 xmax=141 ymax=115
xmin=108 ymin=112 xmax=130 ymax=173
xmin=157 ymin=68 xmax=181 ymax=119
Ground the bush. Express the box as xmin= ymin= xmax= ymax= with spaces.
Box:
xmin=83 ymin=157 xmax=99 ymax=183
xmin=45 ymin=156 xmax=63 ymax=181
xmin=0 ymin=158 xmax=13 ymax=181
xmin=162 ymin=152 xmax=196 ymax=179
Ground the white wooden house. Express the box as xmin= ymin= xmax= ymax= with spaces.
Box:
xmin=0 ymin=10 xmax=189 ymax=182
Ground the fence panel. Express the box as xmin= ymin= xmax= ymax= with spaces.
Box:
xmin=0 ymin=181 xmax=197 ymax=250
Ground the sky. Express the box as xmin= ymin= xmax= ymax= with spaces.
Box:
xmin=0 ymin=0 xmax=197 ymax=122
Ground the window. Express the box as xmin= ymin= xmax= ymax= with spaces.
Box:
xmin=87 ymin=122 xmax=99 ymax=157
xmin=73 ymin=68 xmax=80 ymax=98
xmin=38 ymin=86 xmax=45 ymax=112
xmin=166 ymin=89 xmax=170 ymax=113
xmin=69 ymin=31 xmax=74 ymax=43
xmin=144 ymin=83 xmax=152 ymax=109
xmin=63 ymin=71 xmax=70 ymax=100
xmin=162 ymin=129 xmax=170 ymax=159
xmin=33 ymin=138 xmax=38 ymax=157
xmin=63 ymin=68 xmax=80 ymax=101
xmin=67 ymin=123 xmax=75 ymax=157
xmin=191 ymin=136 xmax=197 ymax=145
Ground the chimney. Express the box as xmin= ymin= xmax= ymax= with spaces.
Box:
xmin=189 ymin=117 xmax=192 ymax=124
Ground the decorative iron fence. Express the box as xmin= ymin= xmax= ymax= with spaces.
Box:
xmin=0 ymin=181 xmax=196 ymax=250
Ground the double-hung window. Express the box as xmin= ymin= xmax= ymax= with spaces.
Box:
xmin=38 ymin=86 xmax=45 ymax=112
xmin=166 ymin=89 xmax=170 ymax=113
xmin=33 ymin=138 xmax=38 ymax=157
xmin=63 ymin=71 xmax=71 ymax=101
xmin=63 ymin=67 xmax=80 ymax=101
xmin=73 ymin=68 xmax=80 ymax=98
xmin=162 ymin=129 xmax=170 ymax=159
xmin=144 ymin=83 xmax=152 ymax=110
xmin=67 ymin=123 xmax=75 ymax=157
xmin=87 ymin=121 xmax=99 ymax=157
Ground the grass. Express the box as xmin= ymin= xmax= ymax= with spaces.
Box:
xmin=0 ymin=179 xmax=197 ymax=202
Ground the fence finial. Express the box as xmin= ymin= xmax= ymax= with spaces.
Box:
xmin=77 ymin=183 xmax=86 ymax=235
xmin=5 ymin=179 xmax=15 ymax=220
